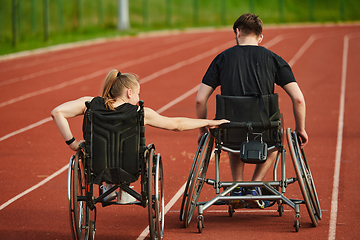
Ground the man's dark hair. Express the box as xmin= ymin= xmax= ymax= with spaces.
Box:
xmin=233 ymin=13 xmax=263 ymax=37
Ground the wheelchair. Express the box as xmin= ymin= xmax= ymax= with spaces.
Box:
xmin=180 ymin=94 xmax=321 ymax=233
xmin=67 ymin=100 xmax=164 ymax=240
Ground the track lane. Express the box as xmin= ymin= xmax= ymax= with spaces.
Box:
xmin=0 ymin=25 xmax=359 ymax=239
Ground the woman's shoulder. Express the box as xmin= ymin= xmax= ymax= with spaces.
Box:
xmin=86 ymin=96 xmax=104 ymax=110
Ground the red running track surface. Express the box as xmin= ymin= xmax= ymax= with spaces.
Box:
xmin=0 ymin=24 xmax=359 ymax=239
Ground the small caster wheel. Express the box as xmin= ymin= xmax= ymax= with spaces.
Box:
xmin=228 ymin=205 xmax=234 ymax=217
xmin=278 ymin=205 xmax=284 ymax=217
xmin=294 ymin=215 xmax=301 ymax=232
xmin=90 ymin=220 xmax=96 ymax=240
xmin=197 ymin=216 xmax=204 ymax=233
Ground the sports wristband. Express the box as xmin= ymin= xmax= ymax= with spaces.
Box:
xmin=66 ymin=137 xmax=75 ymax=145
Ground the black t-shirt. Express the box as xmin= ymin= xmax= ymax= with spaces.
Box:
xmin=82 ymin=97 xmax=138 ymax=139
xmin=202 ymin=45 xmax=296 ymax=96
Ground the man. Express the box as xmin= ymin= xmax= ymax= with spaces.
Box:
xmin=195 ymin=13 xmax=308 ymax=208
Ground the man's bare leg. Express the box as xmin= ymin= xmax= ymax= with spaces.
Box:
xmin=251 ymin=151 xmax=277 ymax=181
xmin=229 ymin=152 xmax=245 ymax=181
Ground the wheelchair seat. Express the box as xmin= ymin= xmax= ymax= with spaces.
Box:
xmin=84 ymin=102 xmax=145 ymax=185
xmin=215 ymin=93 xmax=282 ymax=151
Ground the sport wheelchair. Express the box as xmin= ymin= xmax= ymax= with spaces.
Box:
xmin=180 ymin=94 xmax=321 ymax=233
xmin=67 ymin=100 xmax=164 ymax=239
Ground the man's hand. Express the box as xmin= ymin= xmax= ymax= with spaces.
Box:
xmin=197 ymin=128 xmax=208 ymax=144
xmin=296 ymin=129 xmax=308 ymax=148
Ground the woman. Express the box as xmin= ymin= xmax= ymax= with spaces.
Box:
xmin=51 ymin=69 xmax=228 ymax=151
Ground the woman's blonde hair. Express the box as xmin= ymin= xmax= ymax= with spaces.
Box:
xmin=102 ymin=69 xmax=139 ymax=110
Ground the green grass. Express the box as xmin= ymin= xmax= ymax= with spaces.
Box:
xmin=0 ymin=0 xmax=359 ymax=56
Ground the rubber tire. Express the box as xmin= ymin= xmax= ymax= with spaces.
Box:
xmin=286 ymin=128 xmax=321 ymax=227
xmin=69 ymin=151 xmax=92 ymax=239
xmin=183 ymin=133 xmax=214 ymax=228
xmin=179 ymin=134 xmax=207 ymax=221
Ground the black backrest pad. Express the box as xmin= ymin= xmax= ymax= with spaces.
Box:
xmin=215 ymin=94 xmax=281 ymax=146
xmin=90 ymin=110 xmax=141 ymax=183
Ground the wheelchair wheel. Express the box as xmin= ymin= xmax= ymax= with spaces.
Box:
xmin=286 ymin=128 xmax=322 ymax=227
xmin=179 ymin=133 xmax=207 ymax=221
xmin=147 ymin=149 xmax=164 ymax=240
xmin=182 ymin=133 xmax=214 ymax=228
xmin=69 ymin=150 xmax=94 ymax=240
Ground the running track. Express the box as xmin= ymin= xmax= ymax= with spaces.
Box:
xmin=0 ymin=24 xmax=359 ymax=240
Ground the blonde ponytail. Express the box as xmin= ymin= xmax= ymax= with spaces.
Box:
xmin=102 ymin=69 xmax=139 ymax=110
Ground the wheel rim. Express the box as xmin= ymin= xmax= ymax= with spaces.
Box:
xmin=300 ymin=147 xmax=322 ymax=220
xmin=69 ymin=155 xmax=77 ymax=240
xmin=179 ymin=134 xmax=206 ymax=222
xmin=70 ymin=150 xmax=94 ymax=240
xmin=148 ymin=148 xmax=157 ymax=239
xmin=72 ymin=151 xmax=88 ymax=239
xmin=292 ymin=131 xmax=321 ymax=224
xmin=155 ymin=155 xmax=164 ymax=239
xmin=183 ymin=133 xmax=213 ymax=227
xmin=287 ymin=128 xmax=320 ymax=227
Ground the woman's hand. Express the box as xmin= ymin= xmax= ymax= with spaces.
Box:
xmin=197 ymin=119 xmax=229 ymax=144
xmin=68 ymin=139 xmax=85 ymax=151
xmin=207 ymin=119 xmax=230 ymax=129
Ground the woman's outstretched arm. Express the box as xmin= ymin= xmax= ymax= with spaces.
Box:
xmin=144 ymin=107 xmax=228 ymax=131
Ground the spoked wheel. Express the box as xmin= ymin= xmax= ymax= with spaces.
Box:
xmin=286 ymin=128 xmax=322 ymax=227
xmin=179 ymin=134 xmax=207 ymax=222
xmin=148 ymin=149 xmax=164 ymax=240
xmin=182 ymin=133 xmax=214 ymax=228
xmin=69 ymin=150 xmax=95 ymax=240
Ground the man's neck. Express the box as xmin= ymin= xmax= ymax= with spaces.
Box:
xmin=238 ymin=36 xmax=259 ymax=46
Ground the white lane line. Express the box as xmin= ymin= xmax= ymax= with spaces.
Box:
xmin=0 ymin=117 xmax=52 ymax=142
xmin=137 ymin=182 xmax=187 ymax=240
xmin=0 ymin=164 xmax=68 ymax=210
xmin=263 ymin=34 xmax=286 ymax=49
xmin=328 ymin=33 xmax=354 ymax=240
xmin=288 ymin=34 xmax=317 ymax=67
xmin=0 ymin=70 xmax=108 ymax=108
xmin=156 ymin=84 xmax=200 ymax=113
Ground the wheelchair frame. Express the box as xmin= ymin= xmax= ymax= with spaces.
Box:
xmin=67 ymin=101 xmax=164 ymax=240
xmin=180 ymin=125 xmax=321 ymax=233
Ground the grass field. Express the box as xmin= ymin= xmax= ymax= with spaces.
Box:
xmin=0 ymin=0 xmax=359 ymax=56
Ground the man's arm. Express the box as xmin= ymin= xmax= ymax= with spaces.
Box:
xmin=195 ymin=83 xmax=215 ymax=142
xmin=282 ymin=82 xmax=308 ymax=147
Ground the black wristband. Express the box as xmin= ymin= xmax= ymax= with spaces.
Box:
xmin=66 ymin=137 xmax=75 ymax=145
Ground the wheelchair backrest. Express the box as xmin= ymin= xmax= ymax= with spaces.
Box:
xmin=84 ymin=101 xmax=145 ymax=184
xmin=215 ymin=94 xmax=282 ymax=148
